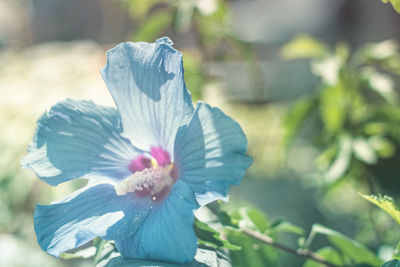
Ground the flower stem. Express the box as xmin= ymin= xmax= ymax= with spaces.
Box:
xmin=240 ymin=226 xmax=341 ymax=267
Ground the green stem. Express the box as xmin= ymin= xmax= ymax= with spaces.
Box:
xmin=240 ymin=226 xmax=342 ymax=267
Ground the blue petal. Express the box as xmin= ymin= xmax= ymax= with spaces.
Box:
xmin=101 ymin=38 xmax=194 ymax=155
xmin=22 ymin=99 xmax=142 ymax=186
xmin=174 ymin=102 xmax=252 ymax=206
xmin=115 ymin=180 xmax=198 ymax=263
xmin=34 ymin=183 xmax=151 ymax=257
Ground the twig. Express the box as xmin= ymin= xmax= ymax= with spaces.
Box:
xmin=240 ymin=226 xmax=341 ymax=267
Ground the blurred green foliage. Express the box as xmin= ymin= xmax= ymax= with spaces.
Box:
xmin=281 ymin=35 xmax=400 ymax=266
xmin=119 ymin=0 xmax=261 ymax=101
xmin=282 ymin=36 xmax=400 ymax=190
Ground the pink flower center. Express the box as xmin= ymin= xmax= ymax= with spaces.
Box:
xmin=115 ymin=147 xmax=178 ymax=201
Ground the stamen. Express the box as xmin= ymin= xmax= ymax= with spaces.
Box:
xmin=115 ymin=163 xmax=178 ymax=201
xmin=115 ymin=168 xmax=160 ymax=196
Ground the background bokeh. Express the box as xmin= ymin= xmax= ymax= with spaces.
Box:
xmin=1 ymin=0 xmax=400 ymax=266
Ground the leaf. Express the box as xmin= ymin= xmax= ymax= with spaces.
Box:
xmin=246 ymin=209 xmax=270 ymax=233
xmin=393 ymin=241 xmax=400 ymax=259
xmin=303 ymin=247 xmax=344 ymax=267
xmin=268 ymin=219 xmax=305 ymax=236
xmin=325 ymin=135 xmax=353 ymax=183
xmin=311 ymin=57 xmax=341 ymax=85
xmin=194 ymin=219 xmax=241 ymax=251
xmin=352 ymin=137 xmax=378 ymax=164
xmin=218 ymin=210 xmax=240 ymax=229
xmin=381 ymin=0 xmax=400 ymax=14
xmin=305 ymin=224 xmax=382 ymax=266
xmin=360 ymin=194 xmax=400 ymax=225
xmin=92 ymin=239 xmax=117 ymax=265
xmin=366 ymin=70 xmax=397 ymax=105
xmin=361 ymin=40 xmax=400 ymax=74
xmin=362 ymin=40 xmax=398 ymax=61
xmin=283 ymin=97 xmax=317 ymax=149
xmin=226 ymin=229 xmax=279 ymax=267
xmin=382 ymin=259 xmax=400 ymax=267
xmin=320 ymin=85 xmax=346 ymax=133
xmin=280 ymin=35 xmax=328 ymax=59
xmin=59 ymin=246 xmax=96 ymax=259
xmin=368 ymin=136 xmax=396 ymax=158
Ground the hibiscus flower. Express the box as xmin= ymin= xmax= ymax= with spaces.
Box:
xmin=22 ymin=37 xmax=252 ymax=264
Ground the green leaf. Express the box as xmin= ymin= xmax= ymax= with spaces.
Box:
xmin=325 ymin=135 xmax=353 ymax=183
xmin=352 ymin=137 xmax=378 ymax=164
xmin=59 ymin=246 xmax=96 ymax=260
xmin=280 ymin=35 xmax=328 ymax=59
xmin=283 ymin=97 xmax=317 ymax=149
xmin=226 ymin=229 xmax=279 ymax=267
xmin=368 ymin=136 xmax=396 ymax=158
xmin=218 ymin=210 xmax=240 ymax=229
xmin=393 ymin=241 xmax=400 ymax=260
xmin=362 ymin=40 xmax=398 ymax=61
xmin=268 ymin=219 xmax=305 ymax=236
xmin=364 ymin=69 xmax=397 ymax=105
xmin=194 ymin=219 xmax=241 ymax=251
xmin=303 ymin=247 xmax=344 ymax=267
xmin=382 ymin=259 xmax=400 ymax=267
xmin=311 ymin=57 xmax=341 ymax=85
xmin=360 ymin=194 xmax=400 ymax=225
xmin=320 ymin=85 xmax=347 ymax=133
xmin=246 ymin=209 xmax=270 ymax=233
xmin=381 ymin=0 xmax=400 ymax=14
xmin=306 ymin=224 xmax=383 ymax=266
xmin=361 ymin=40 xmax=400 ymax=74
xmin=93 ymin=238 xmax=112 ymax=265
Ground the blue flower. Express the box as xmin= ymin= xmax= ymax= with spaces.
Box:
xmin=22 ymin=37 xmax=252 ymax=264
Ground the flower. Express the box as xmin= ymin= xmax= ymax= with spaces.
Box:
xmin=22 ymin=37 xmax=252 ymax=263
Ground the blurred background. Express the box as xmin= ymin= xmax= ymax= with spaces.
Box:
xmin=2 ymin=0 xmax=400 ymax=266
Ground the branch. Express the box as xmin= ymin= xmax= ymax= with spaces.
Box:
xmin=240 ymin=226 xmax=341 ymax=267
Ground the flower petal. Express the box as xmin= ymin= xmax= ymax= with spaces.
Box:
xmin=34 ymin=183 xmax=151 ymax=257
xmin=101 ymin=37 xmax=194 ymax=155
xmin=174 ymin=102 xmax=252 ymax=206
xmin=115 ymin=180 xmax=198 ymax=263
xmin=22 ymin=99 xmax=141 ymax=186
